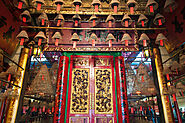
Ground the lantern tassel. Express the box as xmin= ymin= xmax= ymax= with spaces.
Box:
xmin=141 ymin=21 xmax=144 ymax=27
xmin=109 ymin=21 xmax=112 ymax=27
xmin=76 ymin=5 xmax=79 ymax=12
xmin=109 ymin=40 xmax=112 ymax=47
xmin=93 ymin=20 xmax=96 ymax=27
xmin=57 ymin=20 xmax=61 ymax=26
xmin=130 ymin=7 xmax=134 ymax=14
xmin=20 ymin=38 xmax=24 ymax=46
xmin=8 ymin=74 xmax=11 ymax=81
xmin=149 ymin=5 xmax=154 ymax=13
xmin=18 ymin=1 xmax=23 ymax=9
xmin=73 ymin=41 xmax=77 ymax=48
xmin=114 ymin=6 xmax=118 ymax=13
xmin=92 ymin=39 xmax=95 ymax=47
xmin=166 ymin=74 xmax=170 ymax=80
xmin=38 ymin=38 xmax=42 ymax=46
xmin=41 ymin=19 xmax=45 ymax=26
xmin=158 ymin=19 xmax=162 ymax=26
xmin=143 ymin=40 xmax=147 ymax=47
xmin=42 ymin=106 xmax=45 ymax=112
xmin=23 ymin=17 xmax=26 ymax=23
xmin=95 ymin=5 xmax=98 ymax=12
xmin=55 ymin=38 xmax=59 ymax=46
xmin=75 ymin=20 xmax=78 ymax=27
xmin=160 ymin=40 xmax=163 ymax=46
xmin=37 ymin=3 xmax=42 ymax=11
xmin=125 ymin=20 xmax=128 ymax=27
xmin=57 ymin=4 xmax=61 ymax=11
xmin=125 ymin=40 xmax=128 ymax=46
xmin=131 ymin=107 xmax=134 ymax=114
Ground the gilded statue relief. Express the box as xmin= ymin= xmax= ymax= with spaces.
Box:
xmin=70 ymin=68 xmax=89 ymax=114
xmin=95 ymin=69 xmax=113 ymax=114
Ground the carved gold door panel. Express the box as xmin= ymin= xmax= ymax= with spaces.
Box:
xmin=67 ymin=56 xmax=117 ymax=123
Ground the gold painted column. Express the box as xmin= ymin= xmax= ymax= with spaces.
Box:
xmin=5 ymin=48 xmax=29 ymax=123
xmin=153 ymin=48 xmax=174 ymax=123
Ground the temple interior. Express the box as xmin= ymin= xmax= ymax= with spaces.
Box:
xmin=0 ymin=0 xmax=185 ymax=123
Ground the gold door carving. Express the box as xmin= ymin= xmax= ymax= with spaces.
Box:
xmin=70 ymin=68 xmax=89 ymax=114
xmin=95 ymin=69 xmax=113 ymax=114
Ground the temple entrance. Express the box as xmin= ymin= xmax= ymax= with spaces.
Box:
xmin=66 ymin=55 xmax=117 ymax=123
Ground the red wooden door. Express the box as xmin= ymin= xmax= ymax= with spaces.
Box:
xmin=66 ymin=55 xmax=117 ymax=123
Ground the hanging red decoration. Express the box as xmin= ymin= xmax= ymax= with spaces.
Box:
xmin=23 ymin=106 xmax=26 ymax=114
xmin=149 ymin=5 xmax=154 ymax=12
xmin=42 ymin=106 xmax=45 ymax=112
xmin=143 ymin=40 xmax=147 ymax=47
xmin=158 ymin=19 xmax=162 ymax=26
xmin=37 ymin=3 xmax=42 ymax=10
xmin=125 ymin=20 xmax=129 ymax=27
xmin=8 ymin=74 xmax=11 ymax=81
xmin=18 ymin=2 xmax=23 ymax=9
xmin=95 ymin=5 xmax=99 ymax=12
xmin=114 ymin=6 xmax=117 ymax=13
xmin=140 ymin=106 xmax=142 ymax=111
xmin=131 ymin=107 xmax=134 ymax=113
xmin=41 ymin=19 xmax=45 ymax=26
xmin=109 ymin=40 xmax=112 ymax=47
xmin=172 ymin=94 xmax=176 ymax=101
xmin=141 ymin=21 xmax=144 ymax=27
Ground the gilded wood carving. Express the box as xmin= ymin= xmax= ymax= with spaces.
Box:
xmin=70 ymin=68 xmax=89 ymax=114
xmin=95 ymin=69 xmax=113 ymax=114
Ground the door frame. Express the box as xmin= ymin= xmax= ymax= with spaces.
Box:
xmin=66 ymin=55 xmax=117 ymax=123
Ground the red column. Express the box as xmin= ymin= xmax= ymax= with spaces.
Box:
xmin=53 ymin=56 xmax=69 ymax=123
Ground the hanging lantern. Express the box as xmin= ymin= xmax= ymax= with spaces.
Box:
xmin=89 ymin=33 xmax=98 ymax=47
xmin=153 ymin=13 xmax=165 ymax=26
xmin=105 ymin=15 xmax=115 ymax=28
xmin=72 ymin=14 xmax=81 ymax=27
xmin=34 ymin=31 xmax=46 ymax=46
xmin=54 ymin=14 xmax=65 ymax=26
xmin=54 ymin=0 xmax=64 ymax=12
xmin=127 ymin=0 xmax=138 ymax=14
xmin=71 ymin=33 xmax=80 ymax=48
xmin=32 ymin=0 xmax=45 ymax=11
xmin=52 ymin=32 xmax=62 ymax=46
xmin=145 ymin=0 xmax=158 ymax=13
xmin=106 ymin=33 xmax=116 ymax=47
xmin=20 ymin=10 xmax=31 ymax=23
xmin=138 ymin=14 xmax=148 ymax=27
xmin=73 ymin=0 xmax=82 ymax=12
xmin=121 ymin=14 xmax=132 ymax=27
xmin=37 ymin=12 xmax=48 ymax=26
xmin=139 ymin=33 xmax=150 ymax=47
xmin=121 ymin=33 xmax=132 ymax=46
xmin=155 ymin=33 xmax=167 ymax=46
xmin=16 ymin=30 xmax=29 ymax=46
xmin=164 ymin=0 xmax=177 ymax=13
xmin=14 ymin=0 xmax=28 ymax=9
xmin=110 ymin=0 xmax=120 ymax=13
xmin=89 ymin=15 xmax=99 ymax=27
xmin=91 ymin=0 xmax=101 ymax=12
